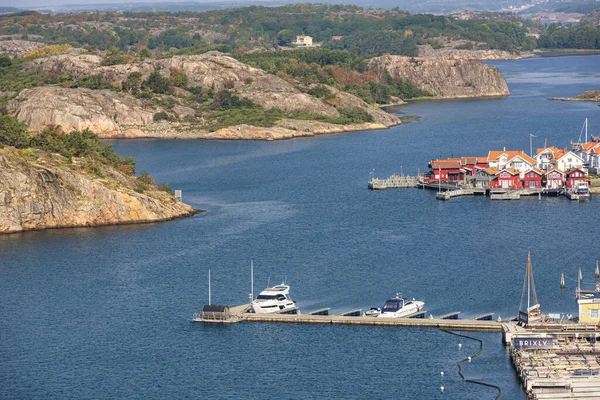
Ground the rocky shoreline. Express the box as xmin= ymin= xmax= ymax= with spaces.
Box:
xmin=0 ymin=147 xmax=199 ymax=234
xmin=550 ymin=90 xmax=600 ymax=102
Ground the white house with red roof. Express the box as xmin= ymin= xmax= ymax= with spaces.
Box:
xmin=554 ymin=148 xmax=584 ymax=173
xmin=534 ymin=146 xmax=561 ymax=171
xmin=295 ymin=35 xmax=313 ymax=47
xmin=487 ymin=150 xmax=534 ymax=175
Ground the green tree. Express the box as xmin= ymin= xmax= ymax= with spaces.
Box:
xmin=0 ymin=114 xmax=30 ymax=148
xmin=142 ymin=70 xmax=171 ymax=94
xmin=0 ymin=56 xmax=12 ymax=68
xmin=276 ymin=29 xmax=296 ymax=46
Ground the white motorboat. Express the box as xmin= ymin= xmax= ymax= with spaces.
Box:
xmin=377 ymin=293 xmax=424 ymax=318
xmin=251 ymin=283 xmax=296 ymax=314
xmin=364 ymin=307 xmax=381 ymax=317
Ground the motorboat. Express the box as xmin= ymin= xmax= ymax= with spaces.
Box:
xmin=251 ymin=283 xmax=296 ymax=314
xmin=364 ymin=307 xmax=381 ymax=317
xmin=377 ymin=293 xmax=424 ymax=318
xmin=575 ymin=182 xmax=591 ymax=198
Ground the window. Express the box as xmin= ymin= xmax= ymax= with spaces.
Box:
xmin=591 ymin=309 xmax=599 ymax=319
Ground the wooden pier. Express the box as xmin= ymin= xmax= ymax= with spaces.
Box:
xmin=368 ymin=175 xmax=419 ymax=190
xmin=436 ymin=189 xmax=474 ymax=200
xmin=195 ymin=304 xmax=503 ymax=332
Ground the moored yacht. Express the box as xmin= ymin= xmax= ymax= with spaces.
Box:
xmin=377 ymin=293 xmax=424 ymax=318
xmin=251 ymin=283 xmax=296 ymax=313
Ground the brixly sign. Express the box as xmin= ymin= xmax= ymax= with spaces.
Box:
xmin=512 ymin=337 xmax=557 ymax=349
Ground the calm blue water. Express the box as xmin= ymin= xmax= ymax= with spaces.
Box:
xmin=2 ymin=55 xmax=600 ymax=399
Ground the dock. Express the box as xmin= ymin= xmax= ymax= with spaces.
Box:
xmin=436 ymin=189 xmax=474 ymax=200
xmin=368 ymin=175 xmax=419 ymax=190
xmin=505 ymin=322 xmax=600 ymax=399
xmin=194 ymin=304 xmax=502 ymax=331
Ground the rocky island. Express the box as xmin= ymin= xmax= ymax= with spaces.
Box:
xmin=0 ymin=117 xmax=197 ymax=234
xmin=0 ymin=147 xmax=197 ymax=233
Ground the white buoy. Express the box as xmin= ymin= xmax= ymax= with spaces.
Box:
xmin=458 ymin=343 xmax=462 ymax=349
xmin=440 ymin=386 xmax=444 ymax=393
xmin=440 ymin=371 xmax=444 ymax=377
xmin=468 ymin=356 xmax=472 ymax=362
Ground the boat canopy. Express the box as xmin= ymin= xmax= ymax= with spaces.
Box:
xmin=382 ymin=299 xmax=404 ymax=311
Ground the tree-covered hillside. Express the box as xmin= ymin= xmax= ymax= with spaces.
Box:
xmin=0 ymin=4 xmax=536 ymax=55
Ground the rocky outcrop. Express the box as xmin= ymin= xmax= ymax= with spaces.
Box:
xmin=550 ymin=90 xmax=600 ymax=102
xmin=12 ymin=49 xmax=401 ymax=139
xmin=0 ymin=39 xmax=46 ymax=57
xmin=367 ymin=55 xmax=509 ymax=99
xmin=8 ymin=87 xmax=159 ymax=135
xmin=417 ymin=44 xmax=533 ymax=60
xmin=25 ymin=49 xmax=343 ymax=118
xmin=0 ymin=147 xmax=197 ymax=234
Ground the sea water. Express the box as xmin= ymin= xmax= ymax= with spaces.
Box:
xmin=2 ymin=55 xmax=600 ymax=399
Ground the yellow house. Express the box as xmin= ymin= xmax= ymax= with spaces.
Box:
xmin=577 ymin=284 xmax=600 ymax=324
xmin=295 ymin=35 xmax=313 ymax=47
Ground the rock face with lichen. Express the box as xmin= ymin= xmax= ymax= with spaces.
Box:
xmin=367 ymin=55 xmax=510 ymax=99
xmin=8 ymin=87 xmax=159 ymax=135
xmin=0 ymin=147 xmax=197 ymax=234
xmin=12 ymin=48 xmax=401 ymax=139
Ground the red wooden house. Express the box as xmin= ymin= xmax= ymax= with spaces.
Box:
xmin=545 ymin=168 xmax=564 ymax=189
xmin=523 ymin=168 xmax=543 ymax=188
xmin=490 ymin=168 xmax=522 ymax=189
xmin=426 ymin=159 xmax=463 ymax=183
xmin=565 ymin=168 xmax=588 ymax=188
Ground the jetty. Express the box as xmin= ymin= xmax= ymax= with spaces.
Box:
xmin=368 ymin=175 xmax=419 ymax=190
xmin=227 ymin=306 xmax=503 ymax=331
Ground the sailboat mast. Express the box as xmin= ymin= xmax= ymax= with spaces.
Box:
xmin=527 ymin=257 xmax=530 ymax=311
xmin=586 ymin=118 xmax=588 ymax=143
xmin=208 ymin=268 xmax=211 ymax=305
xmin=251 ymin=260 xmax=254 ymax=302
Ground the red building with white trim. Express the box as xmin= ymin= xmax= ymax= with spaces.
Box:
xmin=523 ymin=168 xmax=543 ymax=188
xmin=490 ymin=168 xmax=522 ymax=189
xmin=565 ymin=168 xmax=588 ymax=188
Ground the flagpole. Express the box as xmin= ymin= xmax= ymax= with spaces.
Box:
xmin=530 ymin=134 xmax=536 ymax=158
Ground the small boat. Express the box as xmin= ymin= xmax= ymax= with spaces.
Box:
xmin=251 ymin=283 xmax=297 ymax=314
xmin=364 ymin=307 xmax=381 ymax=317
xmin=575 ymin=182 xmax=591 ymax=198
xmin=377 ymin=293 xmax=424 ymax=318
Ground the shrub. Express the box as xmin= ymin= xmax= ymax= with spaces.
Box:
xmin=160 ymin=181 xmax=174 ymax=195
xmin=0 ymin=114 xmax=30 ymax=148
xmin=153 ymin=112 xmax=169 ymax=122
xmin=170 ymin=68 xmax=189 ymax=88
xmin=142 ymin=70 xmax=171 ymax=94
xmin=84 ymin=162 xmax=104 ymax=177
xmin=137 ymin=169 xmax=155 ymax=185
xmin=0 ymin=56 xmax=12 ymax=67
xmin=122 ymin=72 xmax=142 ymax=93
xmin=134 ymin=185 xmax=145 ymax=193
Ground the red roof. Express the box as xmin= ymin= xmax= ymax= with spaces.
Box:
xmin=507 ymin=153 xmax=536 ymax=165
